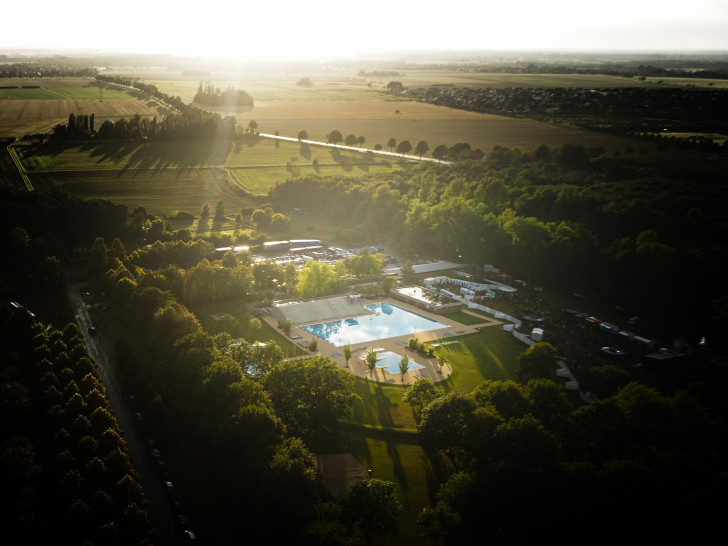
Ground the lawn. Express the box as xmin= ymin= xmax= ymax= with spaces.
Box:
xmin=330 ymin=324 xmax=526 ymax=543
xmin=189 ymin=299 xmax=306 ymax=358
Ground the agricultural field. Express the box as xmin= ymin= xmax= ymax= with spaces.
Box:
xmin=0 ymin=77 xmax=170 ymax=137
xmin=109 ymin=68 xmax=644 ymax=151
xmin=15 ymin=138 xmax=416 ymax=215
xmin=2 ymin=68 xmax=652 ymax=217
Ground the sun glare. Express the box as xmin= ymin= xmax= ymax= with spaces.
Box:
xmin=2 ymin=0 xmax=728 ymax=59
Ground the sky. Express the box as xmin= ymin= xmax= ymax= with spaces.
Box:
xmin=3 ymin=0 xmax=728 ymax=61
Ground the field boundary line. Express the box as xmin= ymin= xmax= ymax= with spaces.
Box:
xmin=7 ymin=140 xmax=33 ymax=191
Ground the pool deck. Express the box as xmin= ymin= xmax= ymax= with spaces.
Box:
xmin=261 ymin=298 xmax=502 ymax=385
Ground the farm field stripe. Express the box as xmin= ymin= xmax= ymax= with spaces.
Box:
xmin=7 ymin=140 xmax=33 ymax=191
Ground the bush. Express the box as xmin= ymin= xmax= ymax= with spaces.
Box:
xmin=308 ymin=340 xmax=318 ymax=353
xmin=168 ymin=210 xmax=195 ymax=225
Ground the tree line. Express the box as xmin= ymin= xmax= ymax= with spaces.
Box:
xmin=0 ymin=312 xmax=154 ymax=545
xmin=45 ymin=75 xmax=241 ymax=141
xmin=406 ymin=368 xmax=726 ymax=544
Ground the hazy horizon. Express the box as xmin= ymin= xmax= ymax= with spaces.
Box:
xmin=3 ymin=1 xmax=728 ymax=63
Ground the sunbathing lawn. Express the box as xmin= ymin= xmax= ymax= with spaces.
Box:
xmin=329 ymin=324 xmax=527 ymax=543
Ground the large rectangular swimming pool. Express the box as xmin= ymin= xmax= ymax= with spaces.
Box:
xmin=300 ymin=301 xmax=449 ymax=347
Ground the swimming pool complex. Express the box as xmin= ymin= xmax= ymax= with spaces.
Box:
xmin=300 ymin=302 xmax=449 ymax=347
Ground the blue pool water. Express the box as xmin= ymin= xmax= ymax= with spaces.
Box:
xmin=372 ymin=351 xmax=424 ymax=375
xmin=300 ymin=301 xmax=449 ymax=347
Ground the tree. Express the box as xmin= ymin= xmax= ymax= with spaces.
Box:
xmin=418 ymin=392 xmax=476 ymax=468
xmin=262 ymin=357 xmax=358 ymax=439
xmin=382 ymin=275 xmax=397 ymax=293
xmin=490 ymin=414 xmax=561 ymax=469
xmin=298 ymin=129 xmax=308 ymax=140
xmin=472 ymin=380 xmax=530 ymax=420
xmin=399 ymin=354 xmax=409 ymax=381
xmin=415 ymin=140 xmax=430 ymax=158
xmin=248 ymin=119 xmax=258 ymax=133
xmin=357 ymin=135 xmax=366 ymax=147
xmin=400 ymin=260 xmax=417 ymax=285
xmin=516 ymin=342 xmax=558 ymax=381
xmin=345 ymin=478 xmax=402 ymax=546
xmin=436 ymin=351 xmax=447 ymax=374
xmin=251 ymin=208 xmax=272 ymax=229
xmin=524 ymin=378 xmax=573 ymax=431
xmin=343 ymin=342 xmax=352 ymax=368
xmin=396 ymin=140 xmax=412 ymax=156
xmin=345 ymin=134 xmax=358 ymax=147
xmin=270 ymin=212 xmax=290 ymax=232
xmin=296 ymin=261 xmax=340 ymax=298
xmin=403 ymin=377 xmax=441 ymax=421
xmin=365 ymin=348 xmax=379 ymax=378
xmin=326 ymin=130 xmax=343 ymax=145
xmin=577 ymin=364 xmax=632 ymax=399
xmin=432 ymin=144 xmax=449 ymax=162
xmin=215 ymin=199 xmax=226 ymax=219
xmin=387 ymin=138 xmax=397 ymax=152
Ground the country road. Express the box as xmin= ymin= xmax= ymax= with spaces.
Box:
xmin=67 ymin=277 xmax=186 ymax=545
xmin=258 ymin=132 xmax=453 ymax=164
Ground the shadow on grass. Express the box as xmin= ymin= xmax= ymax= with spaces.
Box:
xmin=34 ymin=137 xmax=239 ymax=173
xmin=387 ymin=441 xmax=410 ymax=505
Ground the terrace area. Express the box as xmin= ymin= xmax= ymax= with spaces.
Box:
xmin=391 ymin=285 xmax=463 ymax=314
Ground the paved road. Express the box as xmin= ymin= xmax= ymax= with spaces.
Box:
xmin=67 ymin=279 xmax=183 ymax=545
xmin=258 ymin=132 xmax=453 ymax=164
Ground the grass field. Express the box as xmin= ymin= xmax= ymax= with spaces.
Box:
xmin=16 ymin=138 xmax=419 ymax=214
xmin=325 ymin=325 xmax=526 ymax=543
